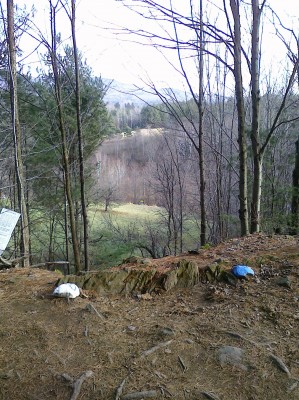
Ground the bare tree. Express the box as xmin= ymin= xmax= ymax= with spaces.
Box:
xmin=48 ymin=0 xmax=81 ymax=272
xmin=248 ymin=4 xmax=299 ymax=233
xmin=196 ymin=0 xmax=206 ymax=245
xmin=6 ymin=0 xmax=30 ymax=265
xmin=278 ymin=28 xmax=299 ymax=234
xmin=249 ymin=0 xmax=264 ymax=233
xmin=291 ymin=137 xmax=299 ymax=234
xmin=153 ymin=133 xmax=186 ymax=255
xmin=227 ymin=0 xmax=249 ymax=235
xmin=119 ymin=0 xmax=299 ymax=238
xmin=205 ymin=50 xmax=239 ymax=241
xmin=69 ymin=0 xmax=89 ymax=271
xmin=118 ymin=0 xmax=208 ymax=245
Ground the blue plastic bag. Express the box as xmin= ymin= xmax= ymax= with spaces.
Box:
xmin=231 ymin=265 xmax=255 ymax=278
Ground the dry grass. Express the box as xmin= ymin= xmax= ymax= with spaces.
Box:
xmin=0 ymin=234 xmax=299 ymax=399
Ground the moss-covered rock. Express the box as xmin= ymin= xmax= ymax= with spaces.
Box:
xmin=217 ymin=270 xmax=237 ymax=286
xmin=204 ymin=263 xmax=237 ymax=285
xmin=205 ymin=263 xmax=220 ymax=282
xmin=55 ymin=258 xmax=236 ymax=295
xmin=176 ymin=260 xmax=201 ymax=287
xmin=56 ymin=268 xmax=159 ymax=295
xmin=162 ymin=260 xmax=201 ymax=291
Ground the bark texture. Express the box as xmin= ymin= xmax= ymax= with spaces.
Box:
xmin=49 ymin=1 xmax=81 ymax=273
xmin=7 ymin=0 xmax=30 ymax=266
xmin=229 ymin=0 xmax=249 ymax=236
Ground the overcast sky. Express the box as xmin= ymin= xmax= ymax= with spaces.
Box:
xmin=16 ymin=0 xmax=179 ymax=86
xmin=13 ymin=0 xmax=299 ymax=89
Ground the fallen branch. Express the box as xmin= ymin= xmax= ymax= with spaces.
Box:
xmin=121 ymin=390 xmax=159 ymax=399
xmin=0 ymin=256 xmax=12 ymax=266
xmin=30 ymin=263 xmax=47 ymax=269
xmin=141 ymin=340 xmax=173 ymax=358
xmin=270 ymin=354 xmax=291 ymax=377
xmin=178 ymin=355 xmax=187 ymax=372
xmin=85 ymin=303 xmax=106 ymax=320
xmin=157 ymin=385 xmax=173 ymax=397
xmin=202 ymin=392 xmax=220 ymax=400
xmin=115 ymin=377 xmax=126 ymax=400
xmin=30 ymin=261 xmax=70 ymax=273
xmin=221 ymin=330 xmax=276 ymax=347
xmin=0 ymin=255 xmax=27 ymax=269
xmin=61 ymin=370 xmax=94 ymax=400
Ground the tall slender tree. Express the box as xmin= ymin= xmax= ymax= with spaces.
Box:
xmin=248 ymin=0 xmax=299 ymax=233
xmin=228 ymin=0 xmax=249 ymax=235
xmin=7 ymin=0 xmax=30 ymax=265
xmin=120 ymin=0 xmax=208 ymax=244
xmin=69 ymin=0 xmax=89 ymax=271
xmin=196 ymin=0 xmax=206 ymax=245
xmin=291 ymin=137 xmax=299 ymax=234
xmin=250 ymin=0 xmax=264 ymax=233
xmin=48 ymin=0 xmax=81 ymax=272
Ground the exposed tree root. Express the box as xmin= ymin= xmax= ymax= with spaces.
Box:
xmin=61 ymin=370 xmax=94 ymax=400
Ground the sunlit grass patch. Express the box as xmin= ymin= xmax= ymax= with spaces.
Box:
xmin=114 ymin=203 xmax=162 ymax=216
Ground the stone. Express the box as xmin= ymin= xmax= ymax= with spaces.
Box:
xmin=127 ymin=325 xmax=137 ymax=331
xmin=159 ymin=327 xmax=175 ymax=336
xmin=218 ymin=345 xmax=249 ymax=371
xmin=185 ymin=338 xmax=194 ymax=344
xmin=205 ymin=263 xmax=221 ymax=282
xmin=175 ymin=260 xmax=200 ymax=287
xmin=217 ymin=270 xmax=237 ymax=286
xmin=276 ymin=276 xmax=291 ymax=288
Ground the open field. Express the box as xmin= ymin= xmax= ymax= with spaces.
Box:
xmin=88 ymin=203 xmax=166 ymax=268
xmin=10 ymin=203 xmax=171 ymax=269
xmin=88 ymin=203 xmax=200 ymax=269
xmin=17 ymin=202 xmax=214 ymax=270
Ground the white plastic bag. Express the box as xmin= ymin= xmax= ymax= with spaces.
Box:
xmin=53 ymin=283 xmax=80 ymax=299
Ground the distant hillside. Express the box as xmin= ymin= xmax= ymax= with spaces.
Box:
xmin=103 ymin=79 xmax=158 ymax=107
xmin=103 ymin=78 xmax=187 ymax=107
xmin=91 ymin=128 xmax=163 ymax=205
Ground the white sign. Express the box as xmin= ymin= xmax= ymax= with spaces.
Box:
xmin=0 ymin=208 xmax=21 ymax=255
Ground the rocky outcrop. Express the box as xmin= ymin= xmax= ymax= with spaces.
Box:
xmin=56 ymin=258 xmax=235 ymax=295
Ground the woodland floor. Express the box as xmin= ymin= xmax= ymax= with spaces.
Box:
xmin=1 ymin=234 xmax=299 ymax=400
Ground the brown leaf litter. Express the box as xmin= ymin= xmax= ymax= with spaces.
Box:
xmin=0 ymin=233 xmax=299 ymax=400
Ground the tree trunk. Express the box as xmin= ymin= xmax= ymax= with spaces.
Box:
xmin=250 ymin=0 xmax=262 ymax=233
xmin=7 ymin=0 xmax=30 ymax=266
xmin=198 ymin=0 xmax=207 ymax=246
xmin=64 ymin=183 xmax=70 ymax=262
xmin=71 ymin=0 xmax=89 ymax=271
xmin=49 ymin=1 xmax=81 ymax=273
xmin=290 ymin=138 xmax=299 ymax=234
xmin=230 ymin=0 xmax=249 ymax=236
xmin=251 ymin=153 xmax=263 ymax=232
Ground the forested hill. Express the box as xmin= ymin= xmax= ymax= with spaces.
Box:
xmin=91 ymin=128 xmax=164 ymax=206
xmin=103 ymin=79 xmax=158 ymax=106
xmin=103 ymin=78 xmax=187 ymax=107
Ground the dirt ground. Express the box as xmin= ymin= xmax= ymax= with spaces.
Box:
xmin=1 ymin=234 xmax=299 ymax=400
